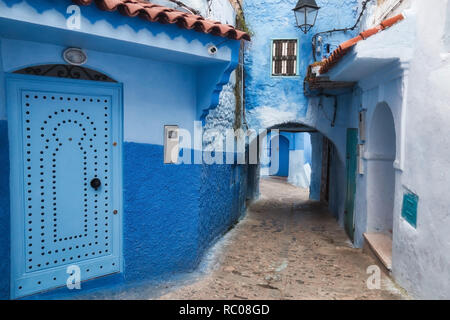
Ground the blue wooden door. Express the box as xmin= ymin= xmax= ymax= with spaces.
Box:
xmin=7 ymin=74 xmax=123 ymax=298
xmin=269 ymin=135 xmax=290 ymax=177
xmin=278 ymin=136 xmax=290 ymax=177
xmin=344 ymin=129 xmax=358 ymax=242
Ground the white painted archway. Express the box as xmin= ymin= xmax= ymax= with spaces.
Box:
xmin=366 ymin=102 xmax=397 ymax=235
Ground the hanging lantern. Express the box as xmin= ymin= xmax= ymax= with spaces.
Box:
xmin=293 ymin=0 xmax=320 ymax=34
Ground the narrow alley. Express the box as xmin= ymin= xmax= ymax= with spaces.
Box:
xmin=2 ymin=0 xmax=449 ymax=303
xmin=160 ymin=178 xmax=407 ymax=300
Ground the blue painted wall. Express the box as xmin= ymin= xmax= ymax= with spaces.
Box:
xmin=199 ymin=163 xmax=247 ymax=253
xmin=304 ymin=133 xmax=312 ymax=165
xmin=0 ymin=120 xmax=10 ymax=299
xmin=0 ymin=0 xmax=247 ymax=299
xmin=243 ymin=0 xmax=358 ymax=130
xmin=123 ymin=144 xmax=249 ymax=281
xmin=0 ymin=0 xmax=240 ymax=125
xmin=310 ymin=132 xmax=323 ymax=201
xmin=123 ymin=143 xmax=202 ymax=280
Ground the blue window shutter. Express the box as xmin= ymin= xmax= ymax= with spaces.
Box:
xmin=402 ymin=192 xmax=419 ymax=228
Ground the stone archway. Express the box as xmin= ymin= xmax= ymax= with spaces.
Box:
xmin=248 ymin=121 xmax=346 ymax=215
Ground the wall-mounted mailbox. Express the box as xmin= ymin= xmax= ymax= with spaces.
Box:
xmin=357 ymin=144 xmax=364 ymax=175
xmin=359 ymin=110 xmax=367 ymax=142
xmin=164 ymin=125 xmax=179 ymax=164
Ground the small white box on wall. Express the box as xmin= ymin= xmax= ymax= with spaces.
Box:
xmin=358 ymin=144 xmax=364 ymax=175
xmin=164 ymin=125 xmax=179 ymax=164
xmin=359 ymin=110 xmax=367 ymax=142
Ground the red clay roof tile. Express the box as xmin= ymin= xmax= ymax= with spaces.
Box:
xmin=380 ymin=14 xmax=404 ymax=29
xmin=72 ymin=0 xmax=250 ymax=41
xmin=319 ymin=14 xmax=404 ymax=74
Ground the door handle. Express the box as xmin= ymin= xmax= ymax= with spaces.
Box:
xmin=90 ymin=178 xmax=101 ymax=191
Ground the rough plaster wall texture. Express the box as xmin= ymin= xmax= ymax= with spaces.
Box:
xmin=247 ymin=164 xmax=260 ymax=200
xmin=314 ymin=0 xmax=360 ymax=59
xmin=391 ymin=0 xmax=450 ymax=299
xmin=124 ymin=144 xmax=247 ymax=282
xmin=203 ymin=73 xmax=236 ymax=149
xmin=123 ymin=143 xmax=203 ymax=280
xmin=243 ymin=0 xmax=359 ymax=131
xmin=199 ymin=162 xmax=247 ymax=254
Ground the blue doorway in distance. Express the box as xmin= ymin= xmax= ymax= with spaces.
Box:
xmin=270 ymin=135 xmax=290 ymax=177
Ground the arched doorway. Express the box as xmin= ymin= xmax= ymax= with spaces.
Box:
xmin=249 ymin=122 xmax=345 ymax=213
xmin=367 ymin=103 xmax=396 ymax=236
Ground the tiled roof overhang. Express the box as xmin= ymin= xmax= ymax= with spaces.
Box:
xmin=73 ymin=0 xmax=250 ymax=41
xmin=319 ymin=14 xmax=404 ymax=74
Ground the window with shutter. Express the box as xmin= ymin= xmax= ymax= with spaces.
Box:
xmin=272 ymin=40 xmax=298 ymax=76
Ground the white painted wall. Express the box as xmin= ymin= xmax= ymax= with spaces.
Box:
xmin=153 ymin=0 xmax=236 ymax=24
xmin=445 ymin=2 xmax=450 ymax=51
xmin=360 ymin=0 xmax=412 ymax=29
xmin=390 ymin=0 xmax=450 ymax=299
xmin=288 ymin=150 xmax=310 ymax=188
xmin=337 ymin=0 xmax=450 ymax=299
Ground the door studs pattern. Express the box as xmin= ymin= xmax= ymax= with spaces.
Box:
xmin=15 ymin=88 xmax=119 ymax=296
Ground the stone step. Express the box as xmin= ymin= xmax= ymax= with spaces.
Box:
xmin=363 ymin=232 xmax=393 ymax=272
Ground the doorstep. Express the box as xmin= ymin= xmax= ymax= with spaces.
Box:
xmin=363 ymin=232 xmax=393 ymax=272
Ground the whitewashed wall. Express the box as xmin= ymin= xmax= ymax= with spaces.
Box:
xmin=152 ymin=0 xmax=235 ymax=24
xmin=360 ymin=0 xmax=412 ymax=29
xmin=390 ymin=0 xmax=450 ymax=299
xmin=350 ymin=0 xmax=450 ymax=299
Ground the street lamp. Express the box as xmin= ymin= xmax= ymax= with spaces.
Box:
xmin=293 ymin=0 xmax=320 ymax=34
